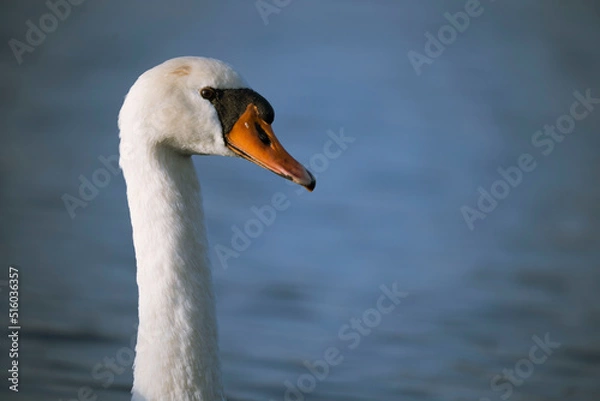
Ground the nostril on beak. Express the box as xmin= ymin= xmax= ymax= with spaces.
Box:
xmin=255 ymin=123 xmax=271 ymax=146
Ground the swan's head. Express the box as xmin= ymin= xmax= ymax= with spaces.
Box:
xmin=119 ymin=56 xmax=315 ymax=191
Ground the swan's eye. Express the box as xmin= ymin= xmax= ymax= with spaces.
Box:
xmin=200 ymin=87 xmax=216 ymax=100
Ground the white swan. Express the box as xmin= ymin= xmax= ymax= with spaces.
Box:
xmin=118 ymin=57 xmax=315 ymax=401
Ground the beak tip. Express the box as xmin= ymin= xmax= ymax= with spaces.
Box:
xmin=304 ymin=181 xmax=316 ymax=192
xmin=303 ymin=171 xmax=316 ymax=192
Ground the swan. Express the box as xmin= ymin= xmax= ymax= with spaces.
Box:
xmin=118 ymin=56 xmax=316 ymax=401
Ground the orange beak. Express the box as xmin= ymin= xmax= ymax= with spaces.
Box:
xmin=224 ymin=104 xmax=316 ymax=191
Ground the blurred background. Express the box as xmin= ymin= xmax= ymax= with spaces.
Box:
xmin=1 ymin=0 xmax=599 ymax=400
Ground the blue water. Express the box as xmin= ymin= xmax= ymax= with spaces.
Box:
xmin=1 ymin=1 xmax=600 ymax=400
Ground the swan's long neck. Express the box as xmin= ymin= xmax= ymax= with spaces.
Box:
xmin=121 ymin=142 xmax=223 ymax=401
